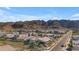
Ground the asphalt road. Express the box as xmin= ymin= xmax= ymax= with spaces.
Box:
xmin=50 ymin=31 xmax=72 ymax=51
xmin=72 ymin=45 xmax=79 ymax=51
xmin=52 ymin=36 xmax=69 ymax=51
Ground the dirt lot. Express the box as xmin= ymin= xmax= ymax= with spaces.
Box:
xmin=0 ymin=45 xmax=16 ymax=51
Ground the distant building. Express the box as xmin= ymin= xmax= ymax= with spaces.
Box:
xmin=6 ymin=34 xmax=17 ymax=40
xmin=38 ymin=37 xmax=51 ymax=42
xmin=0 ymin=31 xmax=5 ymax=37
xmin=17 ymin=33 xmax=28 ymax=40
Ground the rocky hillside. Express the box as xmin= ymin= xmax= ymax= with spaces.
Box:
xmin=0 ymin=20 xmax=79 ymax=30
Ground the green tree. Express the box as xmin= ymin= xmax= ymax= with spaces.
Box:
xmin=66 ymin=40 xmax=73 ymax=51
xmin=24 ymin=39 xmax=47 ymax=51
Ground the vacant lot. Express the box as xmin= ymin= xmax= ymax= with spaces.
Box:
xmin=0 ymin=38 xmax=24 ymax=51
xmin=0 ymin=45 xmax=16 ymax=51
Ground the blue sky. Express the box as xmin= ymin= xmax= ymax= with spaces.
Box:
xmin=0 ymin=7 xmax=79 ymax=22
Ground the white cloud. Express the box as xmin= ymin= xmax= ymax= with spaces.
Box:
xmin=0 ymin=9 xmax=35 ymax=22
xmin=5 ymin=7 xmax=11 ymax=10
xmin=0 ymin=9 xmax=55 ymax=22
xmin=52 ymin=17 xmax=59 ymax=20
xmin=70 ymin=13 xmax=79 ymax=20
xmin=71 ymin=13 xmax=79 ymax=17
